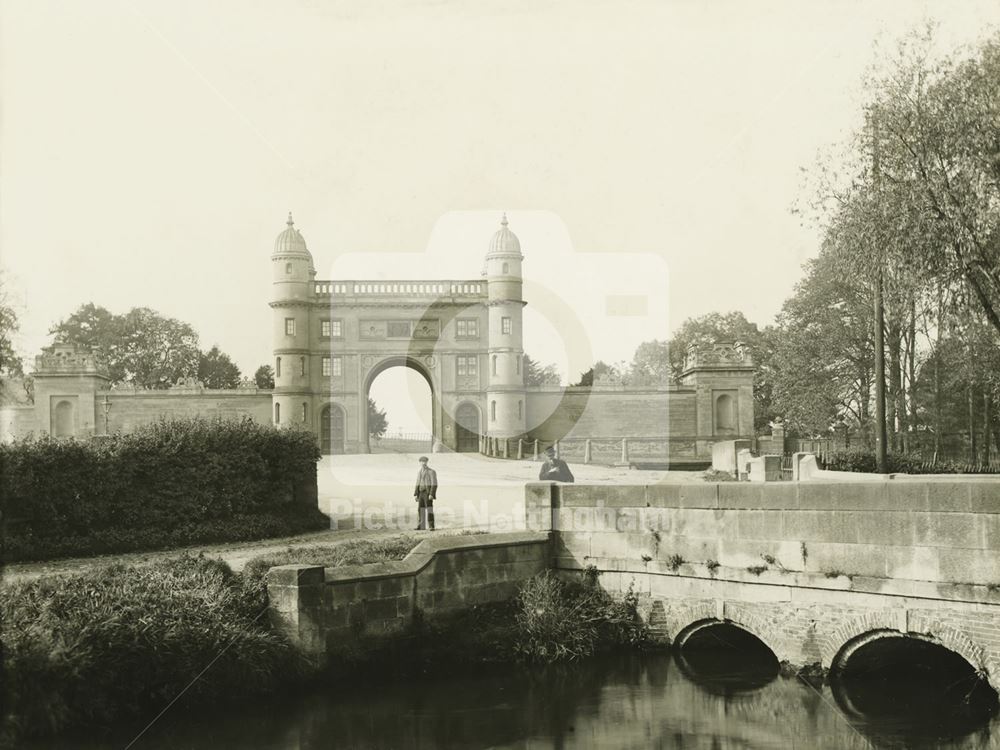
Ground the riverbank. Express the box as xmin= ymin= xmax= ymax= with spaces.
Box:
xmin=1 ymin=543 xmax=649 ymax=746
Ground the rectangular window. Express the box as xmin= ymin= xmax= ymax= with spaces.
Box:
xmin=457 ymin=355 xmax=477 ymax=377
xmin=387 ymin=321 xmax=410 ymax=338
xmin=332 ymin=356 xmax=342 ymax=377
xmin=456 ymin=318 xmax=478 ymax=338
xmin=502 ymin=317 xmax=511 ymax=335
xmin=322 ymin=357 xmax=331 ymax=376
xmin=331 ymin=320 xmax=343 ymax=337
xmin=285 ymin=318 xmax=295 ymax=336
xmin=321 ymin=320 xmax=331 ymax=337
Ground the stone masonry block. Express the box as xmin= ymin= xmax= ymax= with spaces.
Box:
xmin=735 ymin=510 xmax=784 ymax=541
xmin=853 ymin=511 xmax=917 ymax=547
xmin=913 ymin=512 xmax=983 ymax=549
xmin=782 ymin=510 xmax=858 ymax=543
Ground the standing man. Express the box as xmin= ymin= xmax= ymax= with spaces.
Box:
xmin=414 ymin=456 xmax=437 ymax=530
xmin=539 ymin=446 xmax=575 ymax=483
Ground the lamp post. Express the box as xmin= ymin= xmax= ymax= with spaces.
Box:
xmin=101 ymin=395 xmax=111 ymax=435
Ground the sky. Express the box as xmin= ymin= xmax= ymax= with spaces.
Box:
xmin=2 ymin=0 xmax=998 ymax=431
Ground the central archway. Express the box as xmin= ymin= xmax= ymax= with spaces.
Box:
xmin=362 ymin=356 xmax=439 ymax=454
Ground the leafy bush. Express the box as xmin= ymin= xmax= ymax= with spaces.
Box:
xmin=0 ymin=417 xmax=324 ymax=562
xmin=0 ymin=555 xmax=309 ymax=743
xmin=702 ymin=469 xmax=736 ymax=482
xmin=822 ymin=449 xmax=1000 ymax=475
xmin=511 ymin=571 xmax=648 ymax=663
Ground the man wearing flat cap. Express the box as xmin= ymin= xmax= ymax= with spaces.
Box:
xmin=413 ymin=455 xmax=437 ymax=530
xmin=539 ymin=446 xmax=574 ymax=483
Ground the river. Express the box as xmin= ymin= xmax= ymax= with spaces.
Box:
xmin=23 ymin=648 xmax=1000 ymax=749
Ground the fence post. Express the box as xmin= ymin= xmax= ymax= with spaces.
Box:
xmin=517 ymin=439 xmax=524 ymax=460
xmin=584 ymin=439 xmax=592 ymax=464
xmin=533 ymin=439 xmax=539 ymax=461
xmin=621 ymin=438 xmax=629 ymax=465
xmin=503 ymin=438 xmax=509 ymax=459
xmin=554 ymin=440 xmax=560 ymax=459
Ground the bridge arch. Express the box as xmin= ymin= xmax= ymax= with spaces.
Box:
xmin=829 ymin=622 xmax=990 ymax=685
xmin=825 ymin=613 xmax=991 ymax=685
xmin=674 ymin=617 xmax=781 ymax=663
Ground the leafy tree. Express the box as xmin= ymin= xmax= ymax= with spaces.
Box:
xmin=254 ymin=364 xmax=275 ymax=389
xmin=572 ymin=360 xmax=615 ymax=387
xmin=51 ymin=305 xmax=200 ymax=389
xmin=0 ymin=275 xmax=26 ymax=403
xmin=864 ymin=29 xmax=1000 ymax=336
xmin=368 ymin=397 xmax=388 ymax=439
xmin=769 ymin=244 xmax=875 ymax=438
xmin=524 ymin=355 xmax=561 ymax=386
xmin=197 ymin=345 xmax=242 ymax=389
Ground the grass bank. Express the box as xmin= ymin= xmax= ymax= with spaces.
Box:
xmin=1 ymin=539 xmax=650 ymax=745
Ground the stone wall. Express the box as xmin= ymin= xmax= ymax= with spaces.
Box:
xmin=0 ymin=405 xmax=37 ymax=442
xmin=525 ymin=387 xmax=692 ymax=440
xmin=528 ymin=479 xmax=1000 ymax=688
xmin=102 ymin=390 xmax=272 ymax=434
xmin=267 ymin=531 xmax=549 ymax=660
xmin=0 ymin=389 xmax=272 ymax=442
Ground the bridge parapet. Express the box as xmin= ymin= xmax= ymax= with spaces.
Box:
xmin=530 ymin=478 xmax=1000 ymax=688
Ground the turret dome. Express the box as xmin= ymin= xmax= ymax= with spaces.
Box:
xmin=487 ymin=213 xmax=522 ymax=258
xmin=273 ymin=212 xmax=311 ymax=259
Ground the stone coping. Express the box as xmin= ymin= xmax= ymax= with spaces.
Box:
xmin=545 ymin=480 xmax=1000 ymax=512
xmin=268 ymin=530 xmax=549 ymax=586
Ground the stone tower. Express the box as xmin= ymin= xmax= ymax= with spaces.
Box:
xmin=271 ymin=212 xmax=316 ymax=429
xmin=483 ymin=214 xmax=527 ymax=439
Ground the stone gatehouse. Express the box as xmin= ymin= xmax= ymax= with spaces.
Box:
xmin=1 ymin=214 xmax=755 ymax=463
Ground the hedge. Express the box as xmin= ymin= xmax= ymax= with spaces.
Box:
xmin=0 ymin=555 xmax=309 ymax=744
xmin=0 ymin=417 xmax=326 ymax=562
xmin=822 ymin=449 xmax=1000 ymax=475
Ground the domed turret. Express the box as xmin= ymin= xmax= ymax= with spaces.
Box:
xmin=272 ymin=212 xmax=314 ymax=269
xmin=484 ymin=213 xmax=526 ymax=440
xmin=487 ymin=213 xmax=522 ymax=258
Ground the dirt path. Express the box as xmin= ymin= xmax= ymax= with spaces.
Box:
xmin=1 ymin=527 xmax=448 ymax=585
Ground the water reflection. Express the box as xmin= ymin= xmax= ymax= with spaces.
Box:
xmin=25 ymin=648 xmax=1000 ymax=750
xmin=831 ymin=636 xmax=999 ymax=749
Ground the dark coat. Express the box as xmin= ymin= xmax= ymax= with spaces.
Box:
xmin=539 ymin=458 xmax=574 ymax=483
xmin=414 ymin=466 xmax=438 ymax=500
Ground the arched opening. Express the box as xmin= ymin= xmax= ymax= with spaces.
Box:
xmin=364 ymin=358 xmax=435 ymax=454
xmin=674 ymin=620 xmax=779 ymax=695
xmin=715 ymin=393 xmax=736 ymax=432
xmin=830 ymin=632 xmax=998 ymax=744
xmin=53 ymin=399 xmax=76 ymax=438
xmin=320 ymin=404 xmax=345 ymax=455
xmin=455 ymin=402 xmax=481 ymax=453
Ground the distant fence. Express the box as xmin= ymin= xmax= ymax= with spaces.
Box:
xmin=371 ymin=433 xmax=433 ymax=453
xmin=480 ymin=435 xmax=711 ymax=467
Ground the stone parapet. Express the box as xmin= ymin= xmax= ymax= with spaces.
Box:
xmin=266 ymin=531 xmax=550 ymax=660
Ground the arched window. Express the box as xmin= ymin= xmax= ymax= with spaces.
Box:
xmin=515 ymin=356 xmax=520 ymax=375
xmin=53 ymin=399 xmax=75 ymax=438
xmin=274 ymin=402 xmax=281 ymax=424
xmin=491 ymin=400 xmax=497 ymax=422
xmin=492 ymin=354 xmax=498 ymax=376
xmin=276 ymin=357 xmax=282 ymax=377
xmin=300 ymin=356 xmax=306 ymax=376
xmin=502 ymin=262 xmax=509 ymax=274
xmin=301 ymin=403 xmax=308 ymax=422
xmin=285 ymin=262 xmax=292 ymax=275
xmin=517 ymin=400 xmax=522 ymax=419
xmin=715 ymin=394 xmax=736 ymax=431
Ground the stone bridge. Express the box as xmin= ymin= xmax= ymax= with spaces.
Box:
xmin=527 ymin=478 xmax=1000 ymax=689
